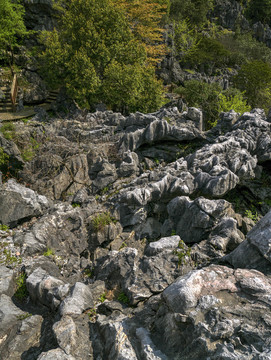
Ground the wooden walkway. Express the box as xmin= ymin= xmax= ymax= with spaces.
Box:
xmin=0 ymin=103 xmax=52 ymax=121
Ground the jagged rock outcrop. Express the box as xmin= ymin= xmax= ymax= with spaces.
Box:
xmin=1 ymin=105 xmax=271 ymax=359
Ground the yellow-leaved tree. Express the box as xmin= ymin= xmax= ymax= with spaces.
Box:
xmin=115 ymin=0 xmax=169 ymax=64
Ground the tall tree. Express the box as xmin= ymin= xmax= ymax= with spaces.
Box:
xmin=40 ymin=0 xmax=164 ymax=112
xmin=169 ymin=0 xmax=214 ymax=26
xmin=246 ymin=0 xmax=271 ymax=26
xmin=0 ymin=0 xmax=27 ymax=73
xmin=234 ymin=60 xmax=271 ymax=110
xmin=115 ymin=0 xmax=169 ymax=64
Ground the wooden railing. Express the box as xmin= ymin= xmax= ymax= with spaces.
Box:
xmin=10 ymin=74 xmax=18 ymax=112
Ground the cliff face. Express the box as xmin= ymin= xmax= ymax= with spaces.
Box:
xmin=1 ymin=105 xmax=271 ymax=359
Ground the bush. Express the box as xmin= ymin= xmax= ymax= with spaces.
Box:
xmin=91 ymin=212 xmax=116 ymax=232
xmin=169 ymin=0 xmax=214 ymax=26
xmin=233 ymin=60 xmax=271 ymax=111
xmin=219 ymin=32 xmax=271 ymax=65
xmin=218 ymin=87 xmax=250 ymax=115
xmin=246 ymin=0 xmax=271 ymax=26
xmin=181 ymin=36 xmax=231 ymax=71
xmin=176 ymin=80 xmax=249 ymax=129
xmin=0 ymin=147 xmax=9 ymax=168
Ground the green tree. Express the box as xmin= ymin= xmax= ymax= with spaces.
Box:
xmin=233 ymin=60 xmax=271 ymax=110
xmin=169 ymin=0 xmax=214 ymax=26
xmin=176 ymin=80 xmax=249 ymax=129
xmin=0 ymin=0 xmax=27 ymax=72
xmin=246 ymin=0 xmax=271 ymax=26
xmin=40 ymin=0 xmax=164 ymax=113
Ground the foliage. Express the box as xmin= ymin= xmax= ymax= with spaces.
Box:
xmin=17 ymin=313 xmax=32 ymax=321
xmin=43 ymin=247 xmax=55 ymax=256
xmin=172 ymin=240 xmax=191 ymax=267
xmin=0 ymin=147 xmax=9 ymax=168
xmin=181 ymin=36 xmax=231 ymax=71
xmin=172 ymin=19 xmax=198 ymax=56
xmin=233 ymin=60 xmax=271 ymax=111
xmin=246 ymin=0 xmax=271 ymax=26
xmin=0 ymin=224 xmax=9 ymax=231
xmin=117 ymin=291 xmax=129 ymax=304
xmin=72 ymin=203 xmax=81 ymax=208
xmin=218 ymin=88 xmax=250 ymax=115
xmin=245 ymin=209 xmax=259 ymax=222
xmin=91 ymin=212 xmax=116 ymax=232
xmin=219 ymin=32 xmax=271 ymax=65
xmin=0 ymin=0 xmax=27 ymax=68
xmin=115 ymin=0 xmax=168 ymax=64
xmin=176 ymin=80 xmax=249 ymax=129
xmin=99 ymin=293 xmax=107 ymax=303
xmin=169 ymin=0 xmax=214 ymax=26
xmin=87 ymin=308 xmax=97 ymax=321
xmin=0 ymin=245 xmax=21 ymax=267
xmin=40 ymin=0 xmax=165 ymax=113
xmin=0 ymin=123 xmax=16 ymax=141
xmin=14 ymin=272 xmax=28 ymax=301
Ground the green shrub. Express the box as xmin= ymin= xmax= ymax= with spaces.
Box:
xmin=0 ymin=123 xmax=16 ymax=141
xmin=40 ymin=0 xmax=165 ymax=113
xmin=182 ymin=36 xmax=231 ymax=71
xmin=246 ymin=0 xmax=271 ymax=26
xmin=172 ymin=240 xmax=191 ymax=267
xmin=14 ymin=272 xmax=28 ymax=301
xmin=218 ymin=88 xmax=250 ymax=115
xmin=169 ymin=0 xmax=214 ymax=26
xmin=91 ymin=212 xmax=116 ymax=232
xmin=0 ymin=224 xmax=9 ymax=231
xmin=43 ymin=247 xmax=55 ymax=256
xmin=176 ymin=80 xmax=249 ymax=129
xmin=117 ymin=291 xmax=129 ymax=304
xmin=220 ymin=33 xmax=271 ymax=65
xmin=0 ymin=147 xmax=9 ymax=168
xmin=233 ymin=60 xmax=271 ymax=111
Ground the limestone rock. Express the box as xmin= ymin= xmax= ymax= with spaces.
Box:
xmin=0 ymin=179 xmax=50 ymax=227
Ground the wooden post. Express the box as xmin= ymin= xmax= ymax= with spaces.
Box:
xmin=10 ymin=74 xmax=18 ymax=112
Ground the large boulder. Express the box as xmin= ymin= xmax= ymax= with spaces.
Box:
xmin=0 ymin=179 xmax=50 ymax=227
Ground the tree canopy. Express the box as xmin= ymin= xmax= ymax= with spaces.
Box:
xmin=0 ymin=0 xmax=27 ymax=69
xmin=246 ymin=0 xmax=271 ymax=26
xmin=169 ymin=0 xmax=214 ymax=26
xmin=234 ymin=60 xmax=271 ymax=111
xmin=40 ymin=0 xmax=165 ymax=113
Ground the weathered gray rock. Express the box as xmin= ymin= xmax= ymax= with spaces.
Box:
xmin=26 ymin=267 xmax=69 ymax=310
xmin=119 ymin=119 xmax=202 ymax=153
xmin=118 ymin=151 xmax=139 ymax=177
xmin=0 ymin=266 xmax=14 ymax=296
xmin=0 ymin=179 xmax=50 ymax=227
xmin=161 ymin=196 xmax=232 ymax=243
xmin=152 ymin=265 xmax=271 ymax=359
xmin=2 ymin=315 xmax=44 ymax=360
xmin=93 ymin=315 xmax=138 ymax=360
xmin=0 ymin=294 xmax=24 ymax=346
xmin=37 ymin=348 xmax=76 ymax=360
xmin=53 ymin=316 xmax=77 ymax=355
xmin=59 ymin=282 xmax=94 ymax=316
xmin=145 ymin=235 xmax=181 ymax=256
xmin=95 ymin=246 xmax=193 ymax=305
xmin=14 ymin=204 xmax=88 ymax=256
xmin=225 ymin=210 xmax=271 ymax=272
xmin=0 ymin=133 xmax=24 ymax=171
xmin=89 ymin=221 xmax=123 ymax=252
xmin=53 ymin=315 xmax=94 ymax=359
xmin=136 ymin=327 xmax=168 ymax=360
